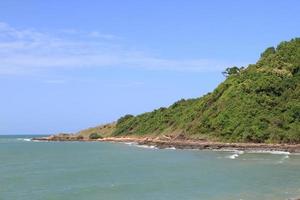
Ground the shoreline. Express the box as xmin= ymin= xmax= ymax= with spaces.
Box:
xmin=33 ymin=136 xmax=300 ymax=153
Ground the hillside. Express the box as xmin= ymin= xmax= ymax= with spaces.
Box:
xmin=79 ymin=38 xmax=300 ymax=143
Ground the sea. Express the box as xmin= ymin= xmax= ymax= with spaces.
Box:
xmin=1 ymin=135 xmax=300 ymax=200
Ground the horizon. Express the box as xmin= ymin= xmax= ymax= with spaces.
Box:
xmin=1 ymin=0 xmax=300 ymax=135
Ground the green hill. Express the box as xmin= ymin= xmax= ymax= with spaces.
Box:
xmin=80 ymin=38 xmax=300 ymax=143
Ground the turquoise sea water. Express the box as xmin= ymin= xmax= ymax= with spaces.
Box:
xmin=1 ymin=135 xmax=300 ymax=200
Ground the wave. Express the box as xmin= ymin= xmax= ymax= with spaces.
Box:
xmin=225 ymin=149 xmax=293 ymax=161
xmin=226 ymin=150 xmax=244 ymax=159
xmin=17 ymin=138 xmax=32 ymax=142
xmin=228 ymin=153 xmax=239 ymax=159
xmin=165 ymin=147 xmax=176 ymax=150
xmin=277 ymin=155 xmax=290 ymax=164
xmin=123 ymin=142 xmax=137 ymax=146
xmin=135 ymin=144 xmax=158 ymax=149
xmin=247 ymin=150 xmax=290 ymax=155
xmin=122 ymin=142 xmax=158 ymax=149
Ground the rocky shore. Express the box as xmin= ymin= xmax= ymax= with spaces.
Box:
xmin=33 ymin=135 xmax=300 ymax=153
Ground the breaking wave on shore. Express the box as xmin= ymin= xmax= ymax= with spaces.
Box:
xmin=226 ymin=150 xmax=244 ymax=159
xmin=121 ymin=142 xmax=298 ymax=159
xmin=223 ymin=150 xmax=293 ymax=164
xmin=17 ymin=138 xmax=32 ymax=142
xmin=247 ymin=150 xmax=290 ymax=155
xmin=122 ymin=142 xmax=158 ymax=149
xmin=164 ymin=147 xmax=176 ymax=150
xmin=135 ymin=144 xmax=158 ymax=149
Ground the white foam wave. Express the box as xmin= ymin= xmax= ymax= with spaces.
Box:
xmin=31 ymin=139 xmax=45 ymax=142
xmin=248 ymin=150 xmax=290 ymax=155
xmin=226 ymin=150 xmax=244 ymax=159
xmin=213 ymin=149 xmax=244 ymax=153
xmin=123 ymin=142 xmax=137 ymax=146
xmin=135 ymin=145 xmax=158 ymax=149
xmin=17 ymin=138 xmax=32 ymax=142
xmin=165 ymin=147 xmax=176 ymax=150
xmin=228 ymin=153 xmax=239 ymax=159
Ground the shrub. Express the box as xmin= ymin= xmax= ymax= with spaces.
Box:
xmin=89 ymin=133 xmax=103 ymax=139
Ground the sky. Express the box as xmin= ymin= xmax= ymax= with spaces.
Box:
xmin=0 ymin=0 xmax=300 ymax=135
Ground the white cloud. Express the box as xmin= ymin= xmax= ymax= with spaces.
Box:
xmin=0 ymin=22 xmax=240 ymax=75
xmin=88 ymin=31 xmax=119 ymax=40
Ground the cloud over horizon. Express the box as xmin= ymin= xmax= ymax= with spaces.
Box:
xmin=0 ymin=22 xmax=241 ymax=75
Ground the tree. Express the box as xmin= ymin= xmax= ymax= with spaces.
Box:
xmin=89 ymin=133 xmax=103 ymax=139
xmin=260 ymin=47 xmax=276 ymax=58
xmin=222 ymin=66 xmax=241 ymax=77
xmin=117 ymin=114 xmax=134 ymax=124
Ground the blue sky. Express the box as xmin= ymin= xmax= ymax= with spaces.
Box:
xmin=1 ymin=0 xmax=300 ymax=135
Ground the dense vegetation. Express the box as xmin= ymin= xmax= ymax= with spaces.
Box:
xmin=80 ymin=38 xmax=300 ymax=143
xmin=89 ymin=133 xmax=103 ymax=139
